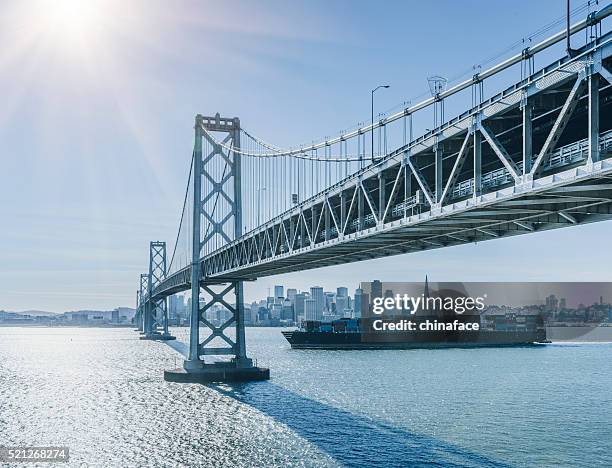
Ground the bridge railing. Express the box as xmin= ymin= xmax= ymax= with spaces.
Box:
xmin=452 ymin=130 xmax=612 ymax=199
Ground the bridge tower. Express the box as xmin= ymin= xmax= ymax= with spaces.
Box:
xmin=166 ymin=113 xmax=268 ymax=382
xmin=141 ymin=241 xmax=176 ymax=340
xmin=137 ymin=273 xmax=148 ymax=334
xmin=134 ymin=289 xmax=142 ymax=332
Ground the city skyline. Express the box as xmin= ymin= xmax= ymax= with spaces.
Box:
xmin=5 ymin=279 xmax=611 ymax=328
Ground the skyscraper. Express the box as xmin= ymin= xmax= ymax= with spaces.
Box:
xmin=169 ymin=295 xmax=185 ymax=320
xmin=305 ymin=298 xmax=320 ymax=321
xmin=270 ymin=303 xmax=282 ymax=319
xmin=361 ymin=292 xmax=370 ymax=316
xmin=295 ymin=292 xmax=307 ymax=320
xmin=274 ymin=285 xmax=284 ymax=300
xmin=282 ymin=300 xmax=294 ymax=321
xmin=286 ymin=288 xmax=297 ymax=303
xmin=336 ymin=295 xmax=349 ymax=316
xmin=371 ymin=280 xmax=383 ymax=301
xmin=337 ymin=287 xmax=348 ymax=298
xmin=324 ymin=292 xmax=335 ymax=312
xmin=249 ymin=301 xmax=259 ymax=324
xmin=310 ymin=286 xmax=324 ymax=317
xmin=354 ymin=288 xmax=363 ymax=318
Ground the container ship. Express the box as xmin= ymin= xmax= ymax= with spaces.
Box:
xmin=282 ymin=313 xmax=546 ymax=350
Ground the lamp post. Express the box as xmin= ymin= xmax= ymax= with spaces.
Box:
xmin=371 ymin=85 xmax=390 ymax=162
xmin=566 ymin=0 xmax=577 ymax=57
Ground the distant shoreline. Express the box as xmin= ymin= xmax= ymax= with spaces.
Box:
xmin=546 ymin=326 xmax=612 ymax=342
xmin=0 ymin=323 xmax=134 ymax=328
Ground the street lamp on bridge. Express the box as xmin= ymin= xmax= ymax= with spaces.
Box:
xmin=371 ymin=84 xmax=390 ymax=162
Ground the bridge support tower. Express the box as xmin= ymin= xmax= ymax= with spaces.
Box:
xmin=134 ymin=289 xmax=143 ymax=332
xmin=141 ymin=241 xmax=176 ymax=341
xmin=165 ymin=113 xmax=269 ymax=382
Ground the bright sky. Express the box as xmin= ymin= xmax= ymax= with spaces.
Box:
xmin=1 ymin=0 xmax=611 ymax=312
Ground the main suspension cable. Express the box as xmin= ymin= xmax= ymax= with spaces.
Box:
xmin=168 ymin=149 xmax=195 ymax=272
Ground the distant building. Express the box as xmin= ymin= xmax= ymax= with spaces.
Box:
xmin=361 ymin=293 xmax=370 ymax=316
xmin=282 ymin=301 xmax=294 ymax=321
xmin=295 ymin=293 xmax=307 ymax=321
xmin=243 ymin=305 xmax=253 ymax=324
xmin=371 ymin=280 xmax=383 ymax=302
xmin=64 ymin=309 xmax=134 ymax=324
xmin=270 ymin=303 xmax=282 ymax=319
xmin=336 ymin=287 xmax=348 ymax=298
xmin=286 ymin=288 xmax=297 ymax=303
xmin=274 ymin=285 xmax=284 ymax=300
xmin=257 ymin=306 xmax=269 ymax=322
xmin=354 ymin=288 xmax=363 ymax=318
xmin=310 ymin=287 xmax=324 ymax=317
xmin=115 ymin=307 xmax=136 ymax=322
xmin=545 ymin=294 xmax=559 ymax=312
xmin=169 ymin=295 xmax=185 ymax=321
xmin=336 ymin=295 xmax=349 ymax=317
xmin=324 ymin=292 xmax=335 ymax=312
xmin=305 ymin=298 xmax=320 ymax=321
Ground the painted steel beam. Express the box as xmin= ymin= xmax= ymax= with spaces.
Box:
xmin=478 ymin=124 xmax=521 ymax=183
xmin=530 ymin=76 xmax=585 ymax=175
xmin=440 ymin=131 xmax=471 ymax=204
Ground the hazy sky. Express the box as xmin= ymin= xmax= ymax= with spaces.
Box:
xmin=1 ymin=0 xmax=611 ymax=312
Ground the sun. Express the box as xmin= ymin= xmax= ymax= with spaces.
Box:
xmin=28 ymin=0 xmax=110 ymax=50
xmin=47 ymin=0 xmax=100 ymax=37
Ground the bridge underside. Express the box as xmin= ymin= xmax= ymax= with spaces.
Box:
xmin=153 ymin=34 xmax=612 ymax=299
xmin=211 ymin=164 xmax=612 ymax=280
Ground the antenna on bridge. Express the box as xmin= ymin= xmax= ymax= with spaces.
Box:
xmin=427 ymin=75 xmax=447 ymax=128
xmin=427 ymin=75 xmax=447 ymax=96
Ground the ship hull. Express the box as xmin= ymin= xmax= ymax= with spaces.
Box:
xmin=281 ymin=330 xmax=546 ymax=350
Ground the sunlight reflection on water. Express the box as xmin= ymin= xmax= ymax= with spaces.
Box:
xmin=1 ymin=327 xmax=611 ymax=467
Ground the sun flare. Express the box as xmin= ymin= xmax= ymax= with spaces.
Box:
xmin=47 ymin=0 xmax=100 ymax=36
xmin=29 ymin=0 xmax=110 ymax=51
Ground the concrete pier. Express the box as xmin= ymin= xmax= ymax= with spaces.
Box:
xmin=164 ymin=362 xmax=270 ymax=383
xmin=139 ymin=333 xmax=176 ymax=341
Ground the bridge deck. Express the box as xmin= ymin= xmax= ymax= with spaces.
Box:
xmin=152 ymin=33 xmax=612 ymax=300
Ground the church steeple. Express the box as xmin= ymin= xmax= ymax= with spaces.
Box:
xmin=424 ymin=275 xmax=430 ymax=299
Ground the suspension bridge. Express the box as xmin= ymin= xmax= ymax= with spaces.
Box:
xmin=134 ymin=4 xmax=612 ymax=382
